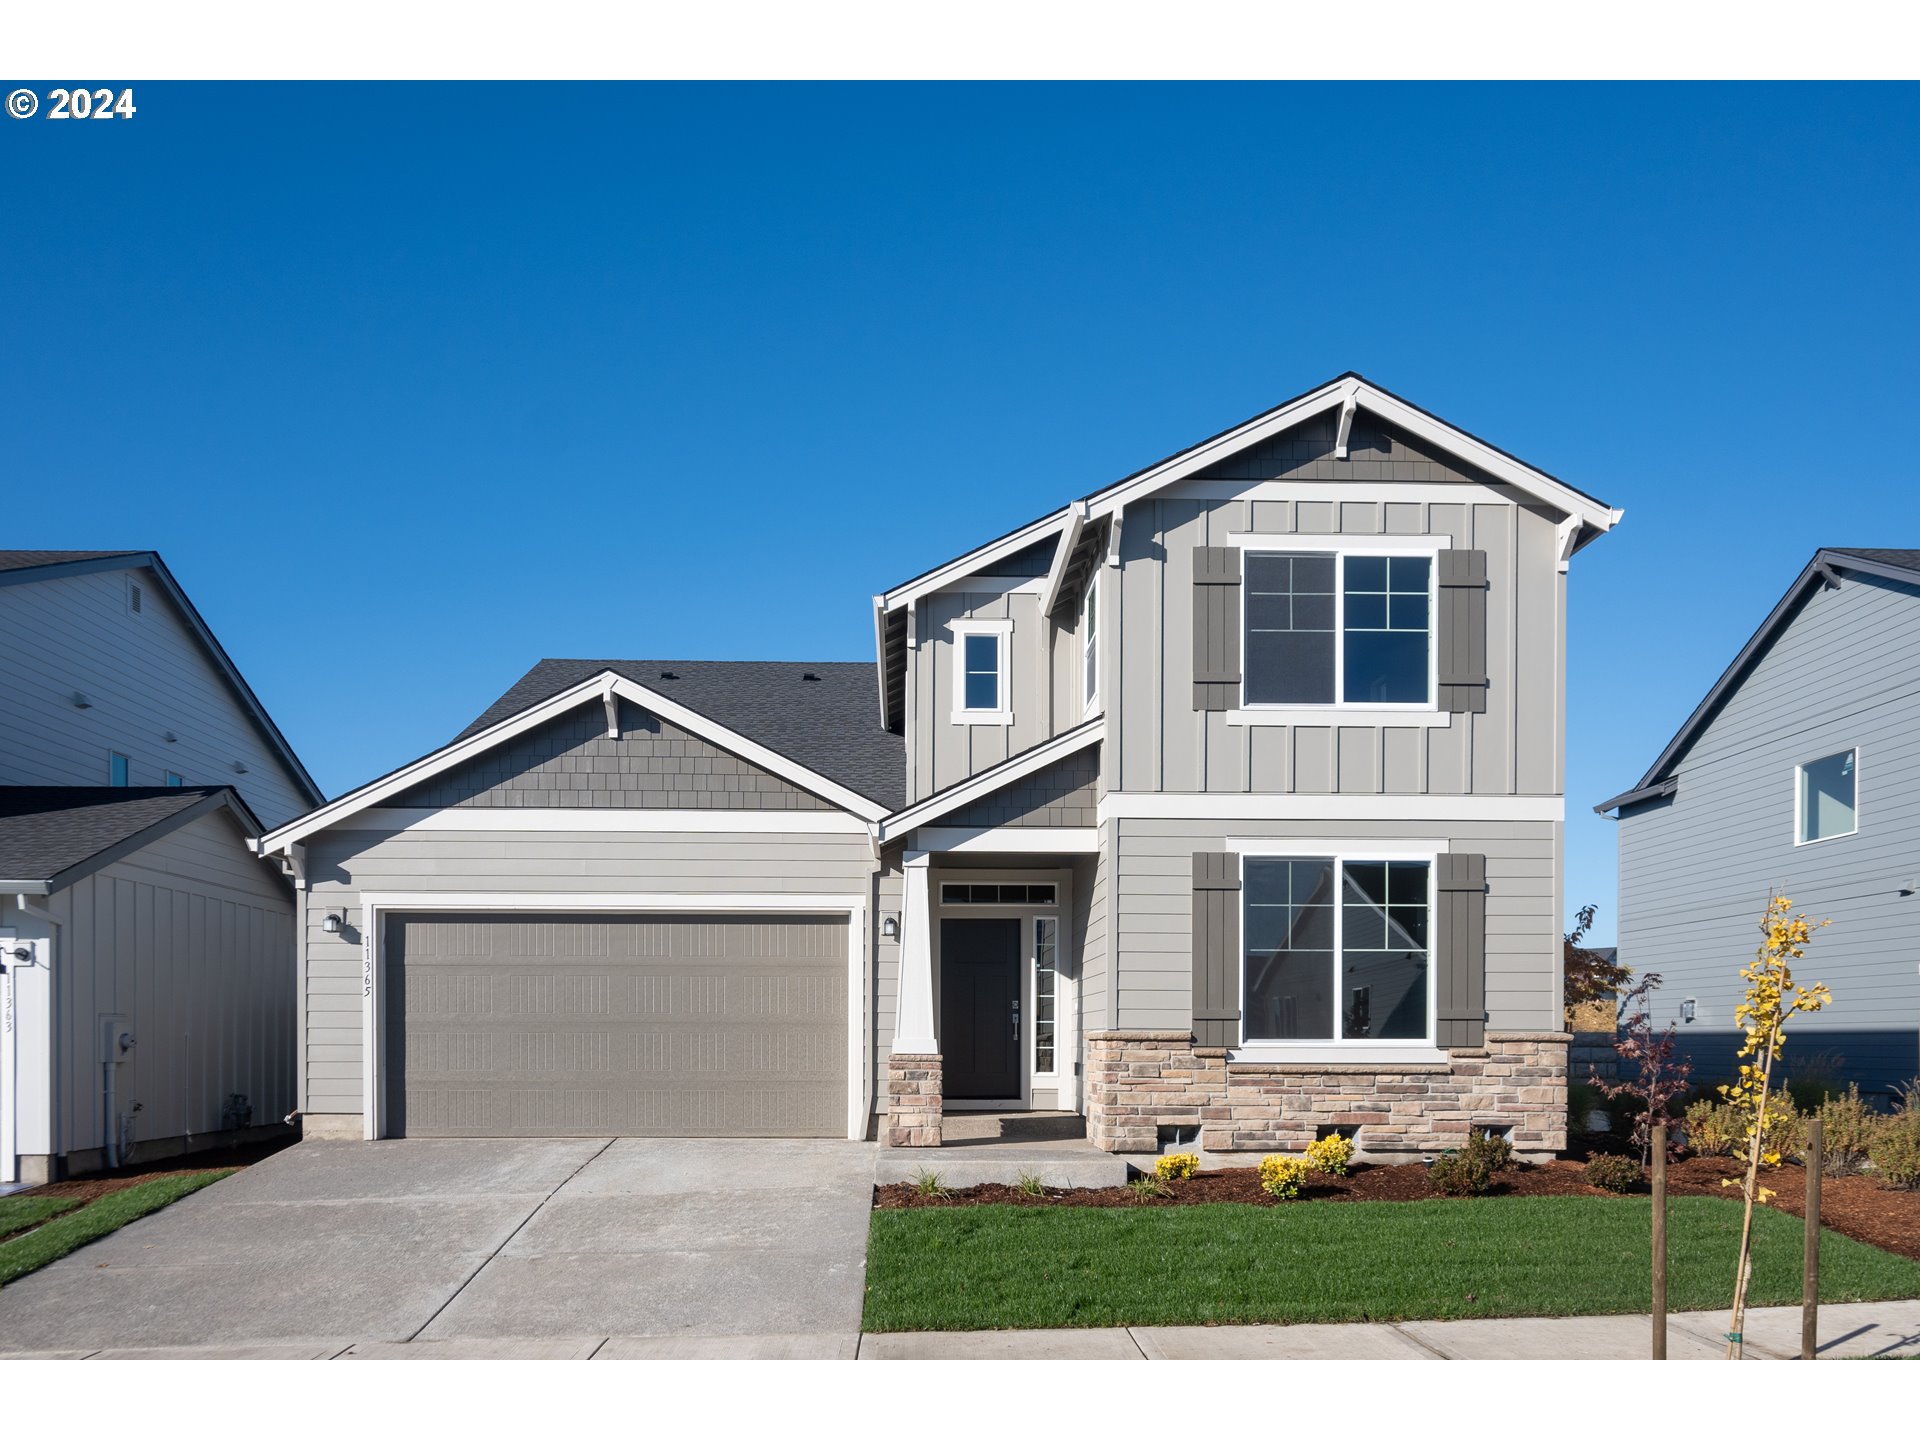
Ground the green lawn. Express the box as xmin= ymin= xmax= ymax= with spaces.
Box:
xmin=0 ymin=1195 xmax=84 ymax=1244
xmin=0 ymin=1171 xmax=233 ymax=1288
xmin=864 ymin=1196 xmax=1920 ymax=1332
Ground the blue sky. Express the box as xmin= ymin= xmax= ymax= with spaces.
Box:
xmin=7 ymin=82 xmax=1918 ymax=944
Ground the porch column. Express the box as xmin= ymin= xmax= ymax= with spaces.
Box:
xmin=886 ymin=852 xmax=942 ymax=1146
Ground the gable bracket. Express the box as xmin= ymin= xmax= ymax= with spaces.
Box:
xmin=602 ymin=681 xmax=622 ymax=739
xmin=1333 ymin=386 xmax=1360 ymax=460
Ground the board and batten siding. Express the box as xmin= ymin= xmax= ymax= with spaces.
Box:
xmin=0 ymin=566 xmax=311 ymax=827
xmin=301 ymin=823 xmax=891 ymax=1123
xmin=1110 ymin=818 xmax=1561 ymax=1034
xmin=45 ymin=810 xmax=295 ymax=1155
xmin=1616 ymin=571 xmax=1920 ymax=1091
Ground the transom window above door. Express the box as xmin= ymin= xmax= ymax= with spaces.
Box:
xmin=1244 ymin=551 xmax=1434 ymax=706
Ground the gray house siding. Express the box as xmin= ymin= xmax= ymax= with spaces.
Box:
xmin=941 ymin=748 xmax=1101 ymax=829
xmin=1616 ymin=571 xmax=1920 ymax=1096
xmin=35 ymin=810 xmax=294 ymax=1167
xmin=1110 ymin=818 xmax=1561 ymax=1033
xmin=300 ymin=821 xmax=886 ymax=1125
xmin=389 ymin=701 xmax=832 ymax=810
xmin=0 ymin=567 xmax=311 ymax=827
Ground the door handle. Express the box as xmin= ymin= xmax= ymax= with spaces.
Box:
xmin=1012 ymin=998 xmax=1020 ymax=1039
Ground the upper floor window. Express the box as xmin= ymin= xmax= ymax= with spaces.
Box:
xmin=951 ymin=619 xmax=1013 ymax=726
xmin=109 ymin=751 xmax=130 ymax=786
xmin=165 ymin=771 xmax=185 ymax=787
xmin=1796 ymin=749 xmax=1857 ymax=844
xmin=1244 ymin=855 xmax=1431 ymax=1043
xmin=1081 ymin=576 xmax=1099 ymax=713
xmin=1245 ymin=551 xmax=1433 ymax=707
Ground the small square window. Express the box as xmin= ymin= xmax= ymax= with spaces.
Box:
xmin=109 ymin=752 xmax=130 ymax=786
xmin=1797 ymin=750 xmax=1857 ymax=843
xmin=963 ymin=633 xmax=1000 ymax=710
xmin=951 ymin=621 xmax=1013 ymax=724
xmin=165 ymin=772 xmax=184 ymax=787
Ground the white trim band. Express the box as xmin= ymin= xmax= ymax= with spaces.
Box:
xmin=1098 ymin=793 xmax=1564 ymax=823
xmin=341 ymin=808 xmax=870 ymax=834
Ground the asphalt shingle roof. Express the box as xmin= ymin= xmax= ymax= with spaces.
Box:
xmin=0 ymin=550 xmax=143 ymax=574
xmin=1827 ymin=549 xmax=1920 ymax=574
xmin=0 ymin=787 xmax=230 ymax=884
xmin=459 ymin=660 xmax=906 ymax=810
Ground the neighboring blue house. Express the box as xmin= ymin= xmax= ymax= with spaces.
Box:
xmin=1598 ymin=548 xmax=1920 ymax=1101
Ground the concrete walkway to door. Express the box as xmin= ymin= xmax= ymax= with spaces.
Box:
xmin=0 ymin=1138 xmax=876 ymax=1353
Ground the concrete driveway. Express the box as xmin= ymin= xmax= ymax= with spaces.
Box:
xmin=0 ymin=1138 xmax=875 ymax=1352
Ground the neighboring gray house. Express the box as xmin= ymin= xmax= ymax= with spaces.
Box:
xmin=0 ymin=551 xmax=322 ymax=1183
xmin=257 ymin=374 xmax=1618 ymax=1160
xmin=1599 ymin=548 xmax=1920 ymax=1100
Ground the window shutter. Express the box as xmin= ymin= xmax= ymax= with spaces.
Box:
xmin=1437 ymin=549 xmax=1488 ymax=713
xmin=1435 ymin=851 xmax=1488 ymax=1048
xmin=1192 ymin=546 xmax=1241 ymax=711
xmin=1191 ymin=851 xmax=1241 ymax=1046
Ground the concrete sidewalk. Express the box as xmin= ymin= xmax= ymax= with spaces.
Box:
xmin=5 ymin=1301 xmax=1916 ymax=1360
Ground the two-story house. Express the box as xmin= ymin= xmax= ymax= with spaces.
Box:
xmin=1599 ymin=548 xmax=1920 ymax=1100
xmin=256 ymin=374 xmax=1617 ymax=1162
xmin=1 ymin=551 xmax=322 ymax=1183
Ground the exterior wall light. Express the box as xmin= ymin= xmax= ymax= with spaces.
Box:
xmin=881 ymin=915 xmax=900 ymax=940
xmin=323 ymin=911 xmax=345 ymax=935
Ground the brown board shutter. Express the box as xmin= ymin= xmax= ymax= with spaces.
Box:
xmin=1435 ymin=851 xmax=1488 ymax=1048
xmin=1437 ymin=548 xmax=1488 ymax=713
xmin=1191 ymin=852 xmax=1241 ymax=1046
xmin=1192 ymin=546 xmax=1242 ymax=711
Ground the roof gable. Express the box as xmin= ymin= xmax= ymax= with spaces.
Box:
xmin=0 ymin=785 xmax=265 ymax=894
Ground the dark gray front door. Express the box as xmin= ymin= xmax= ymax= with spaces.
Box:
xmin=940 ymin=917 xmax=1022 ymax=1100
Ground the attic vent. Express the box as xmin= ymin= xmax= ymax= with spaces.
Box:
xmin=801 ymin=672 xmax=820 ymax=682
xmin=127 ymin=579 xmax=144 ymax=614
xmin=658 ymin=670 xmax=678 ymax=681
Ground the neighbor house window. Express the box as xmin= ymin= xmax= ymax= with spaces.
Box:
xmin=164 ymin=771 xmax=184 ymax=787
xmin=1796 ymin=749 xmax=1857 ymax=844
xmin=950 ymin=619 xmax=1013 ymax=724
xmin=1081 ymin=577 xmax=1099 ymax=713
xmin=1243 ymin=856 xmax=1431 ymax=1043
xmin=1244 ymin=551 xmax=1433 ymax=706
xmin=1034 ymin=917 xmax=1058 ymax=1074
xmin=109 ymin=752 xmax=130 ymax=786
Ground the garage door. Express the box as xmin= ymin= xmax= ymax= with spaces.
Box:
xmin=384 ymin=913 xmax=848 ymax=1137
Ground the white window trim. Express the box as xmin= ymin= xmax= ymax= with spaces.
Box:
xmin=1235 ymin=849 xmax=1438 ymax=1054
xmin=108 ymin=751 xmax=130 ymax=786
xmin=357 ymin=891 xmax=869 ymax=1143
xmin=1793 ymin=746 xmax=1860 ymax=847
xmin=1240 ymin=544 xmax=1442 ymax=716
xmin=1080 ymin=573 xmax=1100 ymax=718
xmin=950 ymin=618 xmax=1014 ymax=726
xmin=1032 ymin=914 xmax=1063 ymax=1082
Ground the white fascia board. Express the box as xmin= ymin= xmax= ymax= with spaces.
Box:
xmin=260 ymin=671 xmax=889 ymax=852
xmin=1098 ymin=793 xmax=1565 ymax=824
xmin=1085 ymin=379 xmax=1617 ymax=535
xmin=344 ymin=807 xmax=870 ymax=834
xmin=871 ymin=595 xmax=888 ymax=713
xmin=877 ymin=716 xmax=1104 ymax=844
xmin=1037 ymin=500 xmax=1088 ymax=618
xmin=880 ymin=508 xmax=1074 ymax=613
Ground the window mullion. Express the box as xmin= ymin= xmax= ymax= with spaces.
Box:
xmin=1332 ymin=554 xmax=1345 ymax=706
xmin=1332 ymin=858 xmax=1345 ymax=1045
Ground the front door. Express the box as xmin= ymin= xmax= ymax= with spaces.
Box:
xmin=940 ymin=917 xmax=1022 ymax=1100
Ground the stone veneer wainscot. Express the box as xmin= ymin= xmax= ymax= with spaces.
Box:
xmin=885 ymin=1054 xmax=943 ymax=1147
xmin=1085 ymin=1030 xmax=1569 ymax=1161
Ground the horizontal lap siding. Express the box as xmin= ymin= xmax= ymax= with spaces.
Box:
xmin=52 ymin=811 xmax=294 ymax=1151
xmin=1112 ymin=819 xmax=1558 ymax=1032
xmin=301 ymin=825 xmax=880 ymax=1119
xmin=1617 ymin=573 xmax=1920 ymax=1091
xmin=0 ymin=568 xmax=309 ymax=826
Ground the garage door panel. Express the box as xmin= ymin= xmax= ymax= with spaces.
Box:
xmin=386 ymin=913 xmax=848 ymax=1138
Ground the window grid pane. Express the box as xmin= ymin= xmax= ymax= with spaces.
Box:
xmin=941 ymin=883 xmax=1058 ymax=906
xmin=1034 ymin=917 xmax=1058 ymax=1074
xmin=1243 ymin=857 xmax=1336 ymax=1039
xmin=1342 ymin=554 xmax=1431 ymax=704
xmin=1339 ymin=861 xmax=1430 ymax=1040
xmin=1245 ymin=553 xmax=1336 ymax=704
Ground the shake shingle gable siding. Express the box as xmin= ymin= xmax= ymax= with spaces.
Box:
xmin=459 ymin=659 xmax=905 ymax=810
xmin=942 ymin=750 xmax=1101 ymax=829
xmin=391 ymin=700 xmax=833 ymax=810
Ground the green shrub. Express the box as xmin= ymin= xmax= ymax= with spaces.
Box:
xmin=910 ymin=1168 xmax=948 ymax=1197
xmin=1811 ymin=1085 xmax=1884 ymax=1175
xmin=1867 ymin=1112 xmax=1920 ymax=1190
xmin=1127 ymin=1174 xmax=1166 ymax=1203
xmin=1155 ymin=1152 xmax=1200 ymax=1182
xmin=1685 ymin=1089 xmax=1801 ymax=1161
xmin=1785 ymin=1051 xmax=1844 ymax=1112
xmin=1428 ymin=1131 xmax=1515 ymax=1197
xmin=1304 ymin=1132 xmax=1354 ymax=1176
xmin=1585 ymin=1153 xmax=1644 ymax=1193
xmin=1258 ymin=1154 xmax=1308 ymax=1200
xmin=1014 ymin=1171 xmax=1047 ymax=1197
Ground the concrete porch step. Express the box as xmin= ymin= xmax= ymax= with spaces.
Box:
xmin=874 ymin=1142 xmax=1131 ymax=1191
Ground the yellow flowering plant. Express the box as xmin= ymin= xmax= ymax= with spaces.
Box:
xmin=1304 ymin=1132 xmax=1355 ymax=1176
xmin=1258 ymin=1154 xmax=1309 ymax=1201
xmin=1155 ymin=1152 xmax=1201 ymax=1182
xmin=1721 ymin=895 xmax=1831 ymax=1359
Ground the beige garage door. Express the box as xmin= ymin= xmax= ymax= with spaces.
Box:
xmin=385 ymin=913 xmax=848 ymax=1137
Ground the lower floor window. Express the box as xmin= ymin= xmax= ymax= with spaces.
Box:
xmin=1034 ymin=917 xmax=1057 ymax=1073
xmin=1243 ymin=856 xmax=1431 ymax=1042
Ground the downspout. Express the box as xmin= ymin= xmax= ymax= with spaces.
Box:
xmin=15 ymin=894 xmax=62 ymax=1169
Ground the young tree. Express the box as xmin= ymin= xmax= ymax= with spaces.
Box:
xmin=1592 ymin=971 xmax=1691 ymax=1165
xmin=1564 ymin=902 xmax=1632 ymax=1019
xmin=1722 ymin=895 xmax=1832 ymax=1360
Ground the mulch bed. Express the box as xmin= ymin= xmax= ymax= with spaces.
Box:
xmin=874 ymin=1155 xmax=1920 ymax=1262
xmin=8 ymin=1133 xmax=295 ymax=1209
